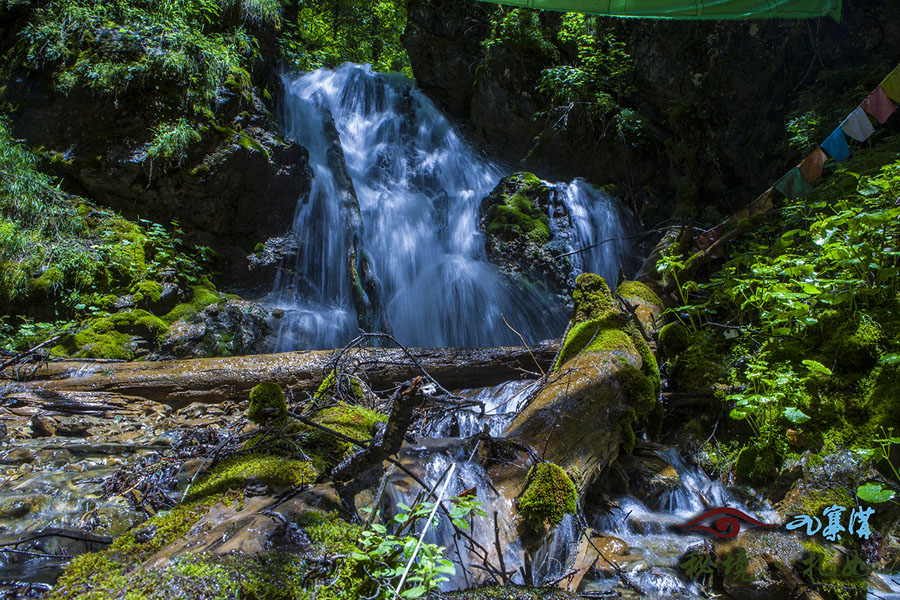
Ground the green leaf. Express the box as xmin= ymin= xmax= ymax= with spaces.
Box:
xmin=783 ymin=407 xmax=810 ymax=424
xmin=401 ymin=586 xmax=427 ymax=598
xmin=881 ymin=353 xmax=900 ymax=366
xmin=857 ymin=482 xmax=896 ymax=503
xmin=802 ymin=359 xmax=832 ymax=375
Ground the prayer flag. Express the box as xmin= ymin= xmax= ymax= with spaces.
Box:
xmin=861 ymin=87 xmax=897 ymax=124
xmin=880 ymin=64 xmax=900 ymax=103
xmin=840 ymin=107 xmax=875 ymax=143
xmin=775 ymin=168 xmax=814 ymax=199
xmin=798 ymin=147 xmax=827 ymax=183
xmin=821 ymin=127 xmax=850 ymax=161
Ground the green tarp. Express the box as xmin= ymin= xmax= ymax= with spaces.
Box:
xmin=475 ymin=0 xmax=841 ymax=20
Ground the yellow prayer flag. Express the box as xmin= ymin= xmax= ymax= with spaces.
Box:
xmin=880 ymin=64 xmax=900 ymax=103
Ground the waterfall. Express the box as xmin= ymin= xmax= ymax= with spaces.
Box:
xmin=274 ymin=63 xmax=632 ymax=351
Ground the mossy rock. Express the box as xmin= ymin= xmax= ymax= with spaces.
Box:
xmin=54 ymin=308 xmax=168 ymax=359
xmin=518 ymin=463 xmax=577 ymax=527
xmin=615 ymin=280 xmax=663 ymax=311
xmin=163 ymin=279 xmax=222 ymax=324
xmin=825 ymin=314 xmax=883 ymax=374
xmin=735 ymin=442 xmax=781 ymax=486
xmin=248 ymin=381 xmax=288 ymax=426
xmin=482 ymin=171 xmax=552 ymax=245
xmin=184 ymin=453 xmax=317 ymax=501
xmin=658 ymin=321 xmax=690 ymax=357
xmin=555 ymin=317 xmax=637 ymax=369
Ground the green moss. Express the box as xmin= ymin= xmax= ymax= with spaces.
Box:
xmin=826 ymin=314 xmax=883 ymax=373
xmin=314 ymin=370 xmax=366 ymax=402
xmin=298 ymin=402 xmax=387 ymax=470
xmin=53 ymin=308 xmax=168 ymax=359
xmin=184 ymin=453 xmax=316 ymax=501
xmin=658 ymin=321 xmax=690 ymax=357
xmin=555 ymin=317 xmax=636 ymax=369
xmin=248 ymin=381 xmax=288 ymax=426
xmin=163 ymin=282 xmax=221 ymax=324
xmin=615 ymin=280 xmax=663 ymax=310
xmin=735 ymin=442 xmax=779 ymax=486
xmin=484 ymin=172 xmax=551 ymax=245
xmin=571 ymin=272 xmax=617 ymax=323
xmin=797 ymin=540 xmax=868 ymax=600
xmin=518 ymin=463 xmax=577 ymax=527
xmin=131 ymin=280 xmax=163 ymax=304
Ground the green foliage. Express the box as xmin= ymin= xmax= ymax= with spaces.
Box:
xmin=0 ymin=115 xmax=216 ymax=353
xmin=856 ymin=429 xmax=900 ymax=505
xmin=785 ymin=110 xmax=820 ymax=154
xmin=281 ymin=0 xmax=410 ymax=74
xmin=666 ymin=137 xmax=900 ymax=487
xmin=148 ymin=119 xmax=202 ymax=168
xmin=518 ymin=462 xmax=577 ymax=527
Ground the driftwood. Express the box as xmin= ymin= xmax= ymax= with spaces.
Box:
xmin=13 ymin=344 xmax=558 ymax=409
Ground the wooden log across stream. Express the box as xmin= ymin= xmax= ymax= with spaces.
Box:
xmin=10 ymin=343 xmax=559 ymax=409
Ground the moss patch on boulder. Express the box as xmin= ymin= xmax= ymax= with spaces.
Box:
xmin=184 ymin=453 xmax=316 ymax=501
xmin=518 ymin=463 xmax=577 ymax=527
xmin=483 ymin=172 xmax=551 ymax=244
xmin=248 ymin=381 xmax=288 ymax=426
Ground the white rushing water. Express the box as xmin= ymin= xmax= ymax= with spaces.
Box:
xmin=273 ymin=64 xmax=631 ymax=351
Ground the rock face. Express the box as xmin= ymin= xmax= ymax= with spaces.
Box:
xmin=159 ymin=299 xmax=280 ymax=359
xmin=405 ymin=0 xmax=900 ymax=213
xmin=480 ymin=172 xmax=575 ymax=303
xmin=4 ymin=72 xmax=310 ymax=289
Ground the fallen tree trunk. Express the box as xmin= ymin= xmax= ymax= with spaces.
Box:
xmin=12 ymin=344 xmax=558 ymax=409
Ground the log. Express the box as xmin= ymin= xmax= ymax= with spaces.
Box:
xmin=12 ymin=344 xmax=558 ymax=409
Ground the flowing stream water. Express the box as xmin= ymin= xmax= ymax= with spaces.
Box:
xmin=272 ymin=64 xmax=631 ymax=351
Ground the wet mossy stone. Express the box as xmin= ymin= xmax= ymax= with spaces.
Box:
xmin=248 ymin=382 xmax=288 ymax=426
xmin=555 ymin=274 xmax=629 ymax=369
xmin=658 ymin=321 xmax=690 ymax=357
xmin=482 ymin=171 xmax=551 ymax=245
xmin=518 ymin=462 xmax=577 ymax=527
xmin=184 ymin=453 xmax=316 ymax=501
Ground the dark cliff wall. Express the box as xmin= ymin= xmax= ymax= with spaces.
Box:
xmin=404 ymin=0 xmax=900 ymax=223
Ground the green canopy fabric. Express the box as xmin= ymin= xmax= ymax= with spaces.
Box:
xmin=475 ymin=0 xmax=841 ymax=20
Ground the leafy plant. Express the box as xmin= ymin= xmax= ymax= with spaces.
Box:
xmin=856 ymin=429 xmax=900 ymax=506
xmin=353 ymin=495 xmax=485 ymax=599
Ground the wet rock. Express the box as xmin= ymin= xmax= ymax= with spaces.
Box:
xmin=615 ymin=452 xmax=681 ymax=510
xmin=0 ymin=447 xmax=36 ymax=465
xmin=0 ymin=495 xmax=45 ymax=518
xmin=159 ymin=299 xmax=278 ymax=359
xmin=713 ymin=529 xmax=809 ymax=600
xmin=569 ymin=532 xmax=634 ymax=589
xmin=29 ymin=414 xmax=57 ymax=437
xmin=54 ymin=417 xmax=95 ymax=437
xmin=0 ymin=420 xmax=7 ymax=441
xmin=480 ymin=172 xmax=573 ymax=304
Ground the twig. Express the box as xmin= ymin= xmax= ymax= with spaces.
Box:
xmin=0 ymin=326 xmax=77 ymax=373
xmin=502 ymin=314 xmax=544 ymax=377
xmin=393 ymin=463 xmax=456 ymax=599
xmin=493 ymin=511 xmax=509 ymax=585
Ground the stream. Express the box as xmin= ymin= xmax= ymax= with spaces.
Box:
xmin=1 ymin=62 xmax=898 ymax=600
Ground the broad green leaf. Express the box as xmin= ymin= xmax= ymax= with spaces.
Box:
xmin=802 ymin=359 xmax=832 ymax=375
xmin=783 ymin=407 xmax=810 ymax=424
xmin=881 ymin=353 xmax=900 ymax=366
xmin=857 ymin=482 xmax=896 ymax=503
xmin=401 ymin=585 xmax=427 ymax=598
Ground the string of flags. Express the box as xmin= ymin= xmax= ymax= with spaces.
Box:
xmin=695 ymin=62 xmax=900 ymax=250
xmin=776 ymin=63 xmax=899 ymax=198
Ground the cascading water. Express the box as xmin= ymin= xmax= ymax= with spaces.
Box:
xmin=273 ymin=64 xmax=633 ymax=351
